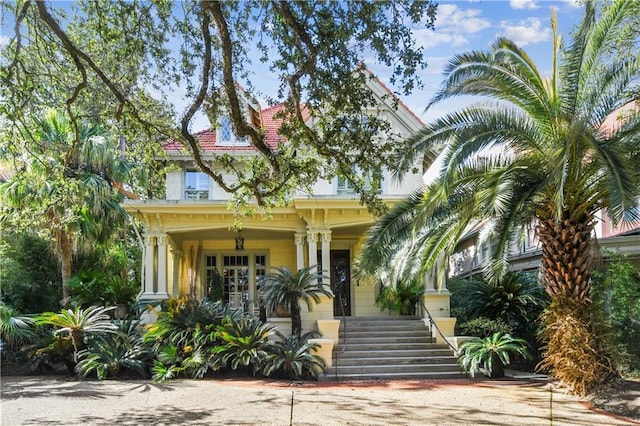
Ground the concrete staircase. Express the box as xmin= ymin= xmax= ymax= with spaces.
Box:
xmin=320 ymin=316 xmax=465 ymax=381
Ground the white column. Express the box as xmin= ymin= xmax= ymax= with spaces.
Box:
xmin=156 ymin=234 xmax=169 ymax=299
xmin=172 ymin=249 xmax=183 ymax=297
xmin=295 ymin=233 xmax=306 ymax=270
xmin=307 ymin=230 xmax=318 ymax=268
xmin=142 ymin=235 xmax=156 ymax=298
xmin=320 ymin=230 xmax=331 ymax=288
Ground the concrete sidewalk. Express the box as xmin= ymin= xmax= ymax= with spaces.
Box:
xmin=0 ymin=376 xmax=634 ymax=425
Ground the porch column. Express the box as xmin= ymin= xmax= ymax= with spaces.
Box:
xmin=142 ymin=235 xmax=156 ymax=298
xmin=295 ymin=233 xmax=306 ymax=270
xmin=307 ymin=230 xmax=318 ymax=268
xmin=307 ymin=229 xmax=334 ymax=327
xmin=171 ymin=249 xmax=183 ymax=297
xmin=156 ymin=234 xmax=169 ymax=299
xmin=320 ymin=230 xmax=331 ymax=288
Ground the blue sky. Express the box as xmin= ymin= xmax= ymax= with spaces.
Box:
xmin=369 ymin=0 xmax=585 ymax=124
xmin=1 ymin=0 xmax=587 ymax=131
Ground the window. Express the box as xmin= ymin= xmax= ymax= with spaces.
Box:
xmin=185 ymin=171 xmax=209 ymax=200
xmin=217 ymin=116 xmax=249 ymax=146
xmin=219 ymin=116 xmax=232 ymax=143
xmin=337 ymin=166 xmax=378 ymax=194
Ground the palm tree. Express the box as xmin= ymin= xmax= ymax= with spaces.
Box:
xmin=261 ymin=266 xmax=333 ymax=338
xmin=458 ymin=332 xmax=531 ymax=379
xmin=359 ymin=0 xmax=639 ymax=395
xmin=34 ymin=306 xmax=117 ymax=354
xmin=0 ymin=111 xmax=134 ymax=305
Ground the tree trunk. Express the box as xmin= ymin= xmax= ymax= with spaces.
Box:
xmin=291 ymin=302 xmax=302 ymax=338
xmin=536 ymin=211 xmax=595 ymax=304
xmin=489 ymin=352 xmax=505 ymax=379
xmin=59 ymin=230 xmax=73 ymax=307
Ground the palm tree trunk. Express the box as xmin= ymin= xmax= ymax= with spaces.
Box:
xmin=291 ymin=302 xmax=302 ymax=338
xmin=59 ymin=230 xmax=73 ymax=307
xmin=536 ymin=212 xmax=595 ymax=304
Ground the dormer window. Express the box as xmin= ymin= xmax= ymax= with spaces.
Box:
xmin=217 ymin=116 xmax=250 ymax=147
xmin=185 ymin=171 xmax=210 ymax=200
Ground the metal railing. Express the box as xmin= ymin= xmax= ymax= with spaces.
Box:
xmin=332 ymin=293 xmax=348 ymax=381
xmin=418 ymin=299 xmax=459 ymax=353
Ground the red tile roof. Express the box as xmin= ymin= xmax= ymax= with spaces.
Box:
xmin=163 ymin=104 xmax=291 ymax=154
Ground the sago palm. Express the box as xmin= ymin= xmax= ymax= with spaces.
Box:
xmin=359 ymin=0 xmax=639 ymax=395
xmin=458 ymin=332 xmax=531 ymax=379
xmin=261 ymin=266 xmax=332 ymax=338
xmin=34 ymin=306 xmax=117 ymax=354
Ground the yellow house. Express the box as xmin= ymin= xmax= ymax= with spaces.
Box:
xmin=123 ymin=76 xmax=454 ymax=337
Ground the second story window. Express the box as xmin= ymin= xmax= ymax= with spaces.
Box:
xmin=185 ymin=171 xmax=209 ymax=200
xmin=217 ymin=116 xmax=250 ymax=147
xmin=337 ymin=167 xmax=378 ymax=195
xmin=219 ymin=116 xmax=232 ymax=143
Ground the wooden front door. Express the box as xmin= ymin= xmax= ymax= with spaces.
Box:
xmin=330 ymin=250 xmax=351 ymax=316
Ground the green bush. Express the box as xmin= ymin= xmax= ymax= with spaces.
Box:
xmin=458 ymin=332 xmax=531 ymax=379
xmin=0 ymin=233 xmax=61 ymax=313
xmin=459 ymin=317 xmax=514 ymax=338
xmin=260 ymin=331 xmax=326 ymax=380
xmin=375 ymin=278 xmax=424 ymax=316
xmin=591 ymin=253 xmax=640 ymax=376
xmin=76 ymin=319 xmax=152 ymax=379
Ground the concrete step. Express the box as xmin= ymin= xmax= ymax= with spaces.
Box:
xmin=335 ymin=342 xmax=441 ymax=352
xmin=333 ymin=356 xmax=458 ymax=366
xmin=340 ymin=330 xmax=433 ymax=339
xmin=340 ymin=336 xmax=433 ymax=344
xmin=329 ymin=363 xmax=462 ymax=375
xmin=326 ymin=316 xmax=462 ymax=381
xmin=334 ymin=348 xmax=454 ymax=359
xmin=319 ymin=370 xmax=467 ymax=382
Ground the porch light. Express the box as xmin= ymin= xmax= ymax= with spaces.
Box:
xmin=235 ymin=230 xmax=245 ymax=252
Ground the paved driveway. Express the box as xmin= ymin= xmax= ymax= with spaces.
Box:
xmin=0 ymin=376 xmax=633 ymax=425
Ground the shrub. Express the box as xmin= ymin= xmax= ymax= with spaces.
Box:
xmin=213 ymin=316 xmax=275 ymax=373
xmin=0 ymin=233 xmax=61 ymax=313
xmin=458 ymin=332 xmax=530 ymax=379
xmin=591 ymin=253 xmax=640 ymax=376
xmin=459 ymin=317 xmax=514 ymax=338
xmin=76 ymin=319 xmax=152 ymax=379
xmin=146 ymin=297 xmax=248 ymax=382
xmin=375 ymin=278 xmax=424 ymax=316
xmin=260 ymin=331 xmax=326 ymax=380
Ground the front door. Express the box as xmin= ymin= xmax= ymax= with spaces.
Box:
xmin=330 ymin=250 xmax=351 ymax=316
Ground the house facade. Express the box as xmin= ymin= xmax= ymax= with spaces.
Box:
xmin=123 ymin=77 xmax=454 ymax=334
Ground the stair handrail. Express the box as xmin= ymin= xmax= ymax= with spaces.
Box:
xmin=418 ymin=299 xmax=458 ymax=353
xmin=332 ymin=292 xmax=348 ymax=380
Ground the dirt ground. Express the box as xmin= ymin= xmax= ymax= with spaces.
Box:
xmin=1 ymin=374 xmax=639 ymax=425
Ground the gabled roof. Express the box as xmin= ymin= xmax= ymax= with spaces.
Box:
xmin=163 ymin=70 xmax=425 ymax=155
xmin=362 ymin=68 xmax=425 ymax=127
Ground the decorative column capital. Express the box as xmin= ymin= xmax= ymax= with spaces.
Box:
xmin=307 ymin=230 xmax=319 ymax=244
xmin=320 ymin=230 xmax=332 ymax=243
xmin=294 ymin=233 xmax=306 ymax=246
xmin=157 ymin=234 xmax=168 ymax=246
xmin=144 ymin=235 xmax=156 ymax=246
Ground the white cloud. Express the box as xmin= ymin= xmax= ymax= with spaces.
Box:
xmin=563 ymin=0 xmax=582 ymax=9
xmin=424 ymin=56 xmax=450 ymax=76
xmin=509 ymin=0 xmax=539 ymax=10
xmin=435 ymin=4 xmax=491 ymax=34
xmin=414 ymin=29 xmax=468 ymax=49
xmin=0 ymin=35 xmax=10 ymax=47
xmin=500 ymin=18 xmax=551 ymax=46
